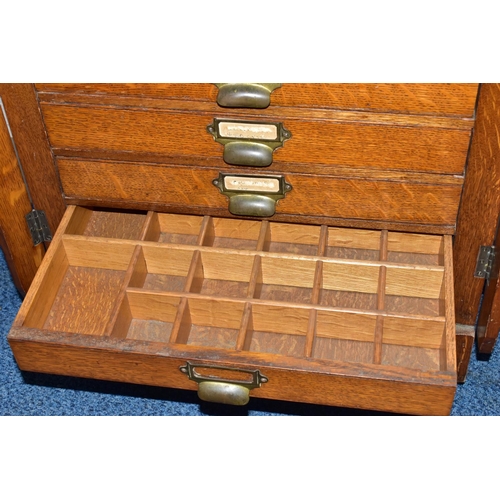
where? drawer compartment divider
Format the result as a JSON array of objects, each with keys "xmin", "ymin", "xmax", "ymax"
[
  {"xmin": 236, "ymin": 303, "xmax": 253, "ymax": 351},
  {"xmin": 373, "ymin": 230, "xmax": 388, "ymax": 364},
  {"xmin": 107, "ymin": 245, "xmax": 147, "ymax": 339}
]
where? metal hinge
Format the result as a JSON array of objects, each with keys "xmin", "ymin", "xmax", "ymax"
[
  {"xmin": 26, "ymin": 209, "xmax": 52, "ymax": 246},
  {"xmin": 474, "ymin": 245, "xmax": 496, "ymax": 279}
]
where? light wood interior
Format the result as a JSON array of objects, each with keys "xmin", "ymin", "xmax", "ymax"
[
  {"xmin": 64, "ymin": 206, "xmax": 148, "ymax": 240},
  {"xmin": 24, "ymin": 237, "xmax": 134, "ymax": 335},
  {"xmin": 263, "ymin": 222, "xmax": 322, "ymax": 255},
  {"xmin": 22, "ymin": 208, "xmax": 453, "ymax": 373}
]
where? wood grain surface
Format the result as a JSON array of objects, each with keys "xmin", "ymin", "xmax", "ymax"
[
  {"xmin": 454, "ymin": 84, "xmax": 500, "ymax": 327},
  {"xmin": 12, "ymin": 206, "xmax": 77, "ymax": 328},
  {"xmin": 0, "ymin": 85, "xmax": 66, "ymax": 238},
  {"xmin": 81, "ymin": 211, "xmax": 146, "ymax": 239},
  {"xmin": 442, "ymin": 236, "xmax": 457, "ymax": 373},
  {"xmin": 455, "ymin": 324, "xmax": 475, "ymax": 382},
  {"xmin": 8, "ymin": 204, "xmax": 457, "ymax": 417},
  {"xmin": 43, "ymin": 267, "xmax": 125, "ymax": 335},
  {"xmin": 39, "ymin": 103, "xmax": 471, "ymax": 175},
  {"xmin": 7, "ymin": 329, "xmax": 456, "ymax": 415},
  {"xmin": 0, "ymin": 103, "xmax": 45, "ymax": 294},
  {"xmin": 6, "ymin": 79, "xmax": 472, "ymax": 414},
  {"xmin": 55, "ymin": 159, "xmax": 463, "ymax": 231},
  {"xmin": 35, "ymin": 83, "xmax": 479, "ymax": 118}
]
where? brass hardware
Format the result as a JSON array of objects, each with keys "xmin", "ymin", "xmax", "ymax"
[
  {"xmin": 475, "ymin": 245, "xmax": 496, "ymax": 280},
  {"xmin": 213, "ymin": 173, "xmax": 292, "ymax": 218},
  {"xmin": 180, "ymin": 362, "xmax": 268, "ymax": 406},
  {"xmin": 224, "ymin": 142, "xmax": 273, "ymax": 167},
  {"xmin": 214, "ymin": 83, "xmax": 282, "ymax": 108},
  {"xmin": 207, "ymin": 119, "xmax": 291, "ymax": 167},
  {"xmin": 26, "ymin": 209, "xmax": 52, "ymax": 246}
]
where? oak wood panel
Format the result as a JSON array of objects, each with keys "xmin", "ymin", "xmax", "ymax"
[
  {"xmin": 313, "ymin": 338, "xmax": 374, "ymax": 364},
  {"xmin": 456, "ymin": 324, "xmax": 475, "ymax": 383},
  {"xmin": 8, "ymin": 329, "xmax": 456, "ymax": 415},
  {"xmin": 23, "ymin": 242, "xmax": 68, "ymax": 330},
  {"xmin": 130, "ymin": 269, "xmax": 444, "ymax": 318},
  {"xmin": 40, "ymin": 104, "xmax": 472, "ymax": 175},
  {"xmin": 69, "ymin": 198, "xmax": 458, "ymax": 235},
  {"xmin": 454, "ymin": 84, "xmax": 500, "ymax": 328},
  {"xmin": 0, "ymin": 105, "xmax": 45, "ymax": 294},
  {"xmin": 381, "ymin": 345, "xmax": 441, "ymax": 371},
  {"xmin": 36, "ymin": 94, "xmax": 475, "ymax": 131},
  {"xmin": 56, "ymin": 160, "xmax": 463, "ymax": 230},
  {"xmin": 62, "ymin": 238, "xmax": 136, "ymax": 270},
  {"xmin": 274, "ymin": 84, "xmax": 478, "ymax": 118},
  {"xmin": 442, "ymin": 236, "xmax": 456, "ymax": 373},
  {"xmin": 36, "ymin": 83, "xmax": 218, "ymax": 101},
  {"xmin": 51, "ymin": 150, "xmax": 466, "ymax": 183},
  {"xmin": 0, "ymin": 85, "xmax": 66, "ymax": 239},
  {"xmin": 81, "ymin": 211, "xmax": 146, "ymax": 239},
  {"xmin": 384, "ymin": 296, "xmax": 441, "ymax": 317},
  {"xmin": 35, "ymin": 83, "xmax": 479, "ymax": 118},
  {"xmin": 43, "ymin": 267, "xmax": 125, "ymax": 335},
  {"xmin": 249, "ymin": 330, "xmax": 306, "ymax": 357},
  {"xmin": 280, "ymin": 120, "xmax": 469, "ymax": 174},
  {"xmin": 104, "ymin": 245, "xmax": 146, "ymax": 338},
  {"xmin": 13, "ymin": 206, "xmax": 78, "ymax": 329}
]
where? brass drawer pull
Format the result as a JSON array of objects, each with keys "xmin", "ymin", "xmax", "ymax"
[
  {"xmin": 180, "ymin": 362, "xmax": 268, "ymax": 406},
  {"xmin": 213, "ymin": 173, "xmax": 292, "ymax": 217},
  {"xmin": 215, "ymin": 83, "xmax": 281, "ymax": 108},
  {"xmin": 224, "ymin": 141, "xmax": 273, "ymax": 168},
  {"xmin": 207, "ymin": 118, "xmax": 291, "ymax": 167}
]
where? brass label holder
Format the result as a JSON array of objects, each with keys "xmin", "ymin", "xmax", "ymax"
[
  {"xmin": 207, "ymin": 118, "xmax": 291, "ymax": 167},
  {"xmin": 213, "ymin": 173, "xmax": 292, "ymax": 218},
  {"xmin": 180, "ymin": 362, "xmax": 268, "ymax": 406}
]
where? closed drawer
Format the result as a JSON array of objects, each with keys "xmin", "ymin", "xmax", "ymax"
[
  {"xmin": 35, "ymin": 84, "xmax": 475, "ymax": 235},
  {"xmin": 40, "ymin": 103, "xmax": 471, "ymax": 175},
  {"xmin": 57, "ymin": 160, "xmax": 463, "ymax": 234},
  {"xmin": 8, "ymin": 206, "xmax": 456, "ymax": 415},
  {"xmin": 36, "ymin": 83, "xmax": 479, "ymax": 118}
]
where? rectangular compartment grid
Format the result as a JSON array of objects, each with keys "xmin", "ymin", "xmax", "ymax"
[{"xmin": 33, "ymin": 209, "xmax": 450, "ymax": 373}]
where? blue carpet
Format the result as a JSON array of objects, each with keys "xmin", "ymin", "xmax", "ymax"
[{"xmin": 1, "ymin": 248, "xmax": 499, "ymax": 416}]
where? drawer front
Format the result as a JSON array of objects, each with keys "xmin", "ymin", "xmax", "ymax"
[
  {"xmin": 57, "ymin": 159, "xmax": 462, "ymax": 233},
  {"xmin": 9, "ymin": 335, "xmax": 455, "ymax": 415},
  {"xmin": 35, "ymin": 83, "xmax": 477, "ymax": 234},
  {"xmin": 8, "ymin": 206, "xmax": 456, "ymax": 415},
  {"xmin": 36, "ymin": 83, "xmax": 479, "ymax": 118},
  {"xmin": 40, "ymin": 103, "xmax": 471, "ymax": 175}
]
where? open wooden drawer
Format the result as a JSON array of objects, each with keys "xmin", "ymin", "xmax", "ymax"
[{"xmin": 8, "ymin": 206, "xmax": 456, "ymax": 415}]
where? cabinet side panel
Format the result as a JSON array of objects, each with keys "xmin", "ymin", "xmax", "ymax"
[
  {"xmin": 0, "ymin": 85, "xmax": 65, "ymax": 233},
  {"xmin": 0, "ymin": 102, "xmax": 45, "ymax": 294},
  {"xmin": 454, "ymin": 84, "xmax": 500, "ymax": 325}
]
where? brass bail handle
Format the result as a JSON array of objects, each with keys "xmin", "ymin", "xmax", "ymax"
[
  {"xmin": 180, "ymin": 362, "xmax": 268, "ymax": 406},
  {"xmin": 215, "ymin": 83, "xmax": 282, "ymax": 108}
]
